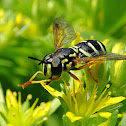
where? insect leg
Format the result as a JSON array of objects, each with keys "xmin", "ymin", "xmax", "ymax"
[
  {"xmin": 29, "ymin": 71, "xmax": 44, "ymax": 81},
  {"xmin": 68, "ymin": 71, "xmax": 83, "ymax": 85},
  {"xmin": 46, "ymin": 75, "xmax": 61, "ymax": 85},
  {"xmin": 74, "ymin": 61, "xmax": 96, "ymax": 70},
  {"xmin": 73, "ymin": 61, "xmax": 98, "ymax": 83},
  {"xmin": 30, "ymin": 75, "xmax": 61, "ymax": 85},
  {"xmin": 18, "ymin": 72, "xmax": 61, "ymax": 88},
  {"xmin": 88, "ymin": 68, "xmax": 98, "ymax": 83},
  {"xmin": 18, "ymin": 71, "xmax": 44, "ymax": 88}
]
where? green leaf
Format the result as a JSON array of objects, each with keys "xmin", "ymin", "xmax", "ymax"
[
  {"xmin": 108, "ymin": 110, "xmax": 118, "ymax": 126},
  {"xmin": 96, "ymin": 114, "xmax": 107, "ymax": 125},
  {"xmin": 60, "ymin": 83, "xmax": 66, "ymax": 94},
  {"xmin": 63, "ymin": 114, "xmax": 81, "ymax": 126},
  {"xmin": 58, "ymin": 96, "xmax": 69, "ymax": 113},
  {"xmin": 63, "ymin": 114, "xmax": 72, "ymax": 126},
  {"xmin": 119, "ymin": 116, "xmax": 126, "ymax": 126},
  {"xmin": 111, "ymin": 61, "xmax": 126, "ymax": 86},
  {"xmin": 97, "ymin": 62, "xmax": 109, "ymax": 95},
  {"xmin": 72, "ymin": 120, "xmax": 81, "ymax": 126},
  {"xmin": 49, "ymin": 98, "xmax": 61, "ymax": 116},
  {"xmin": 83, "ymin": 114, "xmax": 106, "ymax": 126},
  {"xmin": 100, "ymin": 0, "xmax": 126, "ymax": 37},
  {"xmin": 0, "ymin": 83, "xmax": 5, "ymax": 104},
  {"xmin": 99, "ymin": 103, "xmax": 123, "ymax": 113},
  {"xmin": 81, "ymin": 113, "xmax": 92, "ymax": 126},
  {"xmin": 0, "ymin": 112, "xmax": 8, "ymax": 124}
]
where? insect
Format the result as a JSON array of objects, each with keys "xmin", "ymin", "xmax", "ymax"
[{"xmin": 18, "ymin": 17, "xmax": 126, "ymax": 88}]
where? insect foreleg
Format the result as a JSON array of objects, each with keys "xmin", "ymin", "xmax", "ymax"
[
  {"xmin": 18, "ymin": 71, "xmax": 61, "ymax": 88},
  {"xmin": 46, "ymin": 75, "xmax": 61, "ymax": 85},
  {"xmin": 18, "ymin": 71, "xmax": 44, "ymax": 88},
  {"xmin": 29, "ymin": 71, "xmax": 44, "ymax": 81},
  {"xmin": 31, "ymin": 75, "xmax": 60, "ymax": 85}
]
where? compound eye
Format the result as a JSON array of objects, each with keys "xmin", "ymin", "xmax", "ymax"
[{"xmin": 52, "ymin": 56, "xmax": 60, "ymax": 67}]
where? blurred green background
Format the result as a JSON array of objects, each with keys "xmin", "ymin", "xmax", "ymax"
[{"xmin": 0, "ymin": 0, "xmax": 126, "ymax": 125}]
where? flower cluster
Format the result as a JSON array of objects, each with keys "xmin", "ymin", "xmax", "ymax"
[
  {"xmin": 39, "ymin": 37, "xmax": 126, "ymax": 124},
  {"xmin": 0, "ymin": 89, "xmax": 50, "ymax": 126},
  {"xmin": 40, "ymin": 78, "xmax": 125, "ymax": 125}
]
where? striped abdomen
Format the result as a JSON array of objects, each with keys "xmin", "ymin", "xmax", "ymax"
[{"xmin": 70, "ymin": 40, "xmax": 106, "ymax": 58}]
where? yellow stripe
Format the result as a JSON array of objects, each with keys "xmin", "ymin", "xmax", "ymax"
[
  {"xmin": 66, "ymin": 62, "xmax": 72, "ymax": 71},
  {"xmin": 62, "ymin": 59, "xmax": 68, "ymax": 64},
  {"xmin": 88, "ymin": 42, "xmax": 99, "ymax": 55},
  {"xmin": 69, "ymin": 53, "xmax": 76, "ymax": 57},
  {"xmin": 79, "ymin": 48, "xmax": 92, "ymax": 57},
  {"xmin": 43, "ymin": 63, "xmax": 45, "ymax": 72},
  {"xmin": 82, "ymin": 41, "xmax": 87, "ymax": 42},
  {"xmin": 46, "ymin": 64, "xmax": 52, "ymax": 78},
  {"xmin": 97, "ymin": 41, "xmax": 106, "ymax": 53},
  {"xmin": 69, "ymin": 46, "xmax": 78, "ymax": 53}
]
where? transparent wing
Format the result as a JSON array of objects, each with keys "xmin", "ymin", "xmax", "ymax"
[
  {"xmin": 74, "ymin": 52, "xmax": 126, "ymax": 63},
  {"xmin": 53, "ymin": 17, "xmax": 77, "ymax": 51}
]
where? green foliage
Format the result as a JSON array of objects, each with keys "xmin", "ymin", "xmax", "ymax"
[
  {"xmin": 119, "ymin": 116, "xmax": 126, "ymax": 126},
  {"xmin": 99, "ymin": 103, "xmax": 123, "ymax": 113},
  {"xmin": 62, "ymin": 111, "xmax": 119, "ymax": 126},
  {"xmin": 0, "ymin": 0, "xmax": 126, "ymax": 126},
  {"xmin": 109, "ymin": 110, "xmax": 118, "ymax": 126}
]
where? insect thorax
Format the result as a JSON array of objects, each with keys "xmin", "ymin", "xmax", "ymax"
[
  {"xmin": 43, "ymin": 49, "xmax": 76, "ymax": 78},
  {"xmin": 55, "ymin": 48, "xmax": 77, "ymax": 72}
]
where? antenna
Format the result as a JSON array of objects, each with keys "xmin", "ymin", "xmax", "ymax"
[{"xmin": 28, "ymin": 56, "xmax": 43, "ymax": 65}]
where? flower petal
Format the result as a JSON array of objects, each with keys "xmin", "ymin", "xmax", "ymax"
[
  {"xmin": 102, "ymin": 39, "xmax": 109, "ymax": 45},
  {"xmin": 71, "ymin": 31, "xmax": 83, "ymax": 46},
  {"xmin": 40, "ymin": 82, "xmax": 64, "ymax": 98},
  {"xmin": 91, "ymin": 112, "xmax": 122, "ymax": 119},
  {"xmin": 6, "ymin": 89, "xmax": 18, "ymax": 109},
  {"xmin": 33, "ymin": 101, "xmax": 50, "ymax": 118},
  {"xmin": 66, "ymin": 111, "xmax": 82, "ymax": 123},
  {"xmin": 103, "ymin": 96, "xmax": 126, "ymax": 108},
  {"xmin": 112, "ymin": 42, "xmax": 123, "ymax": 54}
]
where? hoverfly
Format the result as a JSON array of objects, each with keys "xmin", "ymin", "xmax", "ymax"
[{"xmin": 18, "ymin": 17, "xmax": 126, "ymax": 88}]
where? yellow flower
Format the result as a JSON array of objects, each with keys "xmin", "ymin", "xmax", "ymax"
[
  {"xmin": 0, "ymin": 9, "xmax": 4, "ymax": 18},
  {"xmin": 0, "ymin": 10, "xmax": 40, "ymax": 40},
  {"xmin": 0, "ymin": 89, "xmax": 50, "ymax": 126},
  {"xmin": 15, "ymin": 13, "xmax": 40, "ymax": 38},
  {"xmin": 109, "ymin": 42, "xmax": 126, "ymax": 96},
  {"xmin": 40, "ymin": 80, "xmax": 125, "ymax": 123}
]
